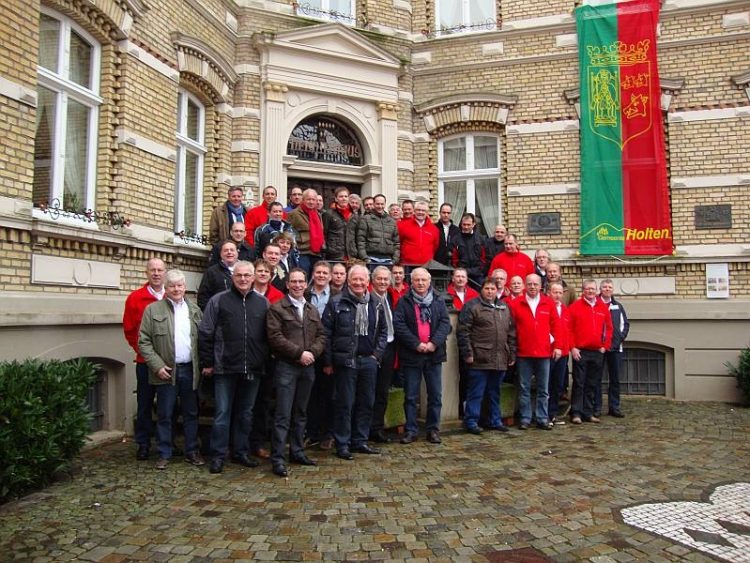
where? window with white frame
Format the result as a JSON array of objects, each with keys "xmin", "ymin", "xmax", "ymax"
[
  {"xmin": 437, "ymin": 134, "xmax": 501, "ymax": 237},
  {"xmin": 295, "ymin": 0, "xmax": 356, "ymax": 26},
  {"xmin": 34, "ymin": 8, "xmax": 101, "ymax": 212},
  {"xmin": 436, "ymin": 0, "xmax": 496, "ymax": 35},
  {"xmin": 175, "ymin": 89, "xmax": 206, "ymax": 236}
]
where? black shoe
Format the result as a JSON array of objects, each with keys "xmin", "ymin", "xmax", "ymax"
[
  {"xmin": 426, "ymin": 430, "xmax": 441, "ymax": 444},
  {"xmin": 209, "ymin": 458, "xmax": 224, "ymax": 474},
  {"xmin": 400, "ymin": 432, "xmax": 418, "ymax": 444},
  {"xmin": 609, "ymin": 409, "xmax": 625, "ymax": 418},
  {"xmin": 272, "ymin": 463, "xmax": 288, "ymax": 477},
  {"xmin": 336, "ymin": 449, "xmax": 354, "ymax": 460},
  {"xmin": 593, "ymin": 412, "xmax": 602, "ymax": 418},
  {"xmin": 536, "ymin": 422, "xmax": 553, "ymax": 431},
  {"xmin": 486, "ymin": 425, "xmax": 510, "ymax": 433},
  {"xmin": 232, "ymin": 454, "xmax": 260, "ymax": 468},
  {"xmin": 290, "ymin": 454, "xmax": 317, "ymax": 466},
  {"xmin": 136, "ymin": 445, "xmax": 149, "ymax": 461},
  {"xmin": 352, "ymin": 444, "xmax": 380, "ymax": 455},
  {"xmin": 465, "ymin": 426, "xmax": 482, "ymax": 435},
  {"xmin": 519, "ymin": 423, "xmax": 529, "ymax": 430},
  {"xmin": 370, "ymin": 430, "xmax": 391, "ymax": 443}
]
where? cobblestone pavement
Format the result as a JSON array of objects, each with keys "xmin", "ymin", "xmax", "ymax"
[{"xmin": 1, "ymin": 399, "xmax": 749, "ymax": 562}]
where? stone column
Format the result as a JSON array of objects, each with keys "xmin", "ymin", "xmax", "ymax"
[
  {"xmin": 378, "ymin": 102, "xmax": 399, "ymax": 204},
  {"xmin": 260, "ymin": 82, "xmax": 289, "ymax": 198}
]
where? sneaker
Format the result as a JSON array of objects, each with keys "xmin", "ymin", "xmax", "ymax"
[
  {"xmin": 551, "ymin": 417, "xmax": 565, "ymax": 426},
  {"xmin": 571, "ymin": 416, "xmax": 582, "ymax": 424},
  {"xmin": 584, "ymin": 416, "xmax": 601, "ymax": 423},
  {"xmin": 184, "ymin": 452, "xmax": 205, "ymax": 467},
  {"xmin": 155, "ymin": 458, "xmax": 168, "ymax": 470}
]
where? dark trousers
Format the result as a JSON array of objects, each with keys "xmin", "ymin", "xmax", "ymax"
[
  {"xmin": 155, "ymin": 364, "xmax": 199, "ymax": 459},
  {"xmin": 370, "ymin": 342, "xmax": 396, "ymax": 435},
  {"xmin": 249, "ymin": 361, "xmax": 275, "ymax": 452},
  {"xmin": 548, "ymin": 355, "xmax": 569, "ymax": 419},
  {"xmin": 135, "ymin": 362, "xmax": 156, "ymax": 447},
  {"xmin": 210, "ymin": 373, "xmax": 260, "ymax": 459},
  {"xmin": 571, "ymin": 349, "xmax": 604, "ymax": 419},
  {"xmin": 271, "ymin": 361, "xmax": 315, "ymax": 464},
  {"xmin": 595, "ymin": 350, "xmax": 624, "ymax": 413},
  {"xmin": 306, "ymin": 362, "xmax": 335, "ymax": 442},
  {"xmin": 333, "ymin": 356, "xmax": 378, "ymax": 451}
]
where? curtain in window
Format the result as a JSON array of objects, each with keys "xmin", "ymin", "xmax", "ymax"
[
  {"xmin": 470, "ymin": 0, "xmax": 495, "ymax": 25},
  {"xmin": 64, "ymin": 99, "xmax": 89, "ymax": 211},
  {"xmin": 69, "ymin": 31, "xmax": 92, "ymax": 89},
  {"xmin": 474, "ymin": 135, "xmax": 498, "ymax": 169},
  {"xmin": 438, "ymin": 1, "xmax": 462, "ymax": 29},
  {"xmin": 443, "ymin": 137, "xmax": 466, "ymax": 171},
  {"xmin": 38, "ymin": 15, "xmax": 60, "ymax": 73},
  {"xmin": 474, "ymin": 178, "xmax": 499, "ymax": 237},
  {"xmin": 443, "ymin": 180, "xmax": 467, "ymax": 224},
  {"xmin": 33, "ymin": 87, "xmax": 57, "ymax": 206},
  {"xmin": 184, "ymin": 151, "xmax": 199, "ymax": 232}
]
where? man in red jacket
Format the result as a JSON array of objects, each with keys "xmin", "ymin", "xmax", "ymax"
[
  {"xmin": 397, "ymin": 200, "xmax": 439, "ymax": 267},
  {"xmin": 509, "ymin": 274, "xmax": 562, "ymax": 430},
  {"xmin": 244, "ymin": 185, "xmax": 285, "ymax": 247},
  {"xmin": 487, "ymin": 234, "xmax": 535, "ymax": 288},
  {"xmin": 567, "ymin": 279, "xmax": 613, "ymax": 424},
  {"xmin": 122, "ymin": 258, "xmax": 166, "ymax": 460}
]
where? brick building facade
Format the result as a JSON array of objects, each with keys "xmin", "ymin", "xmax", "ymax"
[{"xmin": 0, "ymin": 0, "xmax": 748, "ymax": 432}]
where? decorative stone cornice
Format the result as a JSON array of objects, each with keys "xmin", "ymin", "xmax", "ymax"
[
  {"xmin": 378, "ymin": 102, "xmax": 399, "ymax": 120},
  {"xmin": 414, "ymin": 94, "xmax": 517, "ymax": 134},
  {"xmin": 171, "ymin": 32, "xmax": 238, "ymax": 102},
  {"xmin": 46, "ymin": 0, "xmax": 150, "ymax": 40},
  {"xmin": 263, "ymin": 81, "xmax": 288, "ymax": 102}
]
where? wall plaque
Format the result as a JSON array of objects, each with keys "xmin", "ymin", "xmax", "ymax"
[
  {"xmin": 528, "ymin": 212, "xmax": 561, "ymax": 235},
  {"xmin": 695, "ymin": 205, "xmax": 731, "ymax": 230}
]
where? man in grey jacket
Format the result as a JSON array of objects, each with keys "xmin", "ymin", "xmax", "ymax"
[
  {"xmin": 138, "ymin": 269, "xmax": 204, "ymax": 470},
  {"xmin": 356, "ymin": 194, "xmax": 400, "ymax": 266}
]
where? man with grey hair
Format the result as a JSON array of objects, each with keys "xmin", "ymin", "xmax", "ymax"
[
  {"xmin": 393, "ymin": 267, "xmax": 452, "ymax": 444},
  {"xmin": 199, "ymin": 260, "xmax": 270, "ymax": 473},
  {"xmin": 288, "ymin": 188, "xmax": 324, "ymax": 276},
  {"xmin": 368, "ymin": 265, "xmax": 397, "ymax": 443},
  {"xmin": 322, "ymin": 264, "xmax": 387, "ymax": 460},
  {"xmin": 138, "ymin": 269, "xmax": 204, "ymax": 469}
]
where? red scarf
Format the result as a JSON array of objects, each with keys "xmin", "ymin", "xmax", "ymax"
[
  {"xmin": 302, "ymin": 205, "xmax": 324, "ymax": 254},
  {"xmin": 338, "ymin": 205, "xmax": 352, "ymax": 222}
]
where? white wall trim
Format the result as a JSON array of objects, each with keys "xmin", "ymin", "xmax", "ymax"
[
  {"xmin": 502, "ymin": 13, "xmax": 573, "ymax": 31},
  {"xmin": 556, "ymin": 33, "xmax": 578, "ymax": 48},
  {"xmin": 118, "ymin": 40, "xmax": 179, "ymax": 82},
  {"xmin": 398, "ymin": 90, "xmax": 413, "ymax": 102},
  {"xmin": 668, "ymin": 106, "xmax": 750, "ymax": 122},
  {"xmin": 482, "ymin": 42, "xmax": 505, "ymax": 56},
  {"xmin": 231, "ymin": 140, "xmax": 261, "ymax": 153},
  {"xmin": 393, "ymin": 0, "xmax": 412, "ymax": 12},
  {"xmin": 0, "ymin": 76, "xmax": 37, "ymax": 107},
  {"xmin": 664, "ymin": 0, "xmax": 748, "ymax": 9},
  {"xmin": 507, "ymin": 183, "xmax": 580, "ymax": 197},
  {"xmin": 397, "ymin": 160, "xmax": 414, "ymax": 172},
  {"xmin": 398, "ymin": 130, "xmax": 430, "ymax": 142},
  {"xmin": 231, "ymin": 106, "xmax": 261, "ymax": 119},
  {"xmin": 507, "ymin": 120, "xmax": 580, "ymax": 134},
  {"xmin": 115, "ymin": 128, "xmax": 176, "ymax": 161},
  {"xmin": 230, "ymin": 175, "xmax": 259, "ymax": 187},
  {"xmin": 672, "ymin": 174, "xmax": 750, "ymax": 189},
  {"xmin": 412, "ymin": 52, "xmax": 432, "ymax": 64},
  {"xmin": 675, "ymin": 243, "xmax": 750, "ymax": 257},
  {"xmin": 31, "ymin": 255, "xmax": 121, "ymax": 288},
  {"xmin": 234, "ymin": 63, "xmax": 260, "ymax": 75}
]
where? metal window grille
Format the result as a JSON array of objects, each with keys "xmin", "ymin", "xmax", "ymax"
[
  {"xmin": 602, "ymin": 348, "xmax": 666, "ymax": 395},
  {"xmin": 86, "ymin": 369, "xmax": 105, "ymax": 431}
]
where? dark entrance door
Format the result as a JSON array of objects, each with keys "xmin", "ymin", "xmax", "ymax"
[{"xmin": 287, "ymin": 180, "xmax": 361, "ymax": 210}]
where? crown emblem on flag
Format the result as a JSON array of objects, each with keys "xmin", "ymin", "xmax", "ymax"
[{"xmin": 587, "ymin": 40, "xmax": 650, "ymax": 66}]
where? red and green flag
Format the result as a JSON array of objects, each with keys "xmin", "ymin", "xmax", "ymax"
[{"xmin": 576, "ymin": 0, "xmax": 672, "ymax": 255}]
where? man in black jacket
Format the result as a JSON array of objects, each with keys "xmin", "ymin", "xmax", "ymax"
[
  {"xmin": 199, "ymin": 261, "xmax": 270, "ymax": 474},
  {"xmin": 198, "ymin": 240, "xmax": 237, "ymax": 310},
  {"xmin": 322, "ymin": 265, "xmax": 387, "ymax": 460},
  {"xmin": 597, "ymin": 279, "xmax": 630, "ymax": 418},
  {"xmin": 451, "ymin": 213, "xmax": 486, "ymax": 290},
  {"xmin": 434, "ymin": 203, "xmax": 460, "ymax": 266},
  {"xmin": 393, "ymin": 268, "xmax": 452, "ymax": 445}
]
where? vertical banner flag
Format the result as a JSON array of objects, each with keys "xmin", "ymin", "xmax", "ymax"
[{"xmin": 576, "ymin": 0, "xmax": 672, "ymax": 255}]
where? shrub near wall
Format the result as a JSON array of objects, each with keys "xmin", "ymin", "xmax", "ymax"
[{"xmin": 0, "ymin": 358, "xmax": 97, "ymax": 502}]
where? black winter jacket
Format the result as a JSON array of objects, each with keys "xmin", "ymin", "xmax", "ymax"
[
  {"xmin": 197, "ymin": 262, "xmax": 233, "ymax": 310},
  {"xmin": 198, "ymin": 286, "xmax": 270, "ymax": 377},
  {"xmin": 322, "ymin": 290, "xmax": 387, "ymax": 368},
  {"xmin": 393, "ymin": 290, "xmax": 452, "ymax": 366}
]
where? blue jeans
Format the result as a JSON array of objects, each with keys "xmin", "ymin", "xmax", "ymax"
[
  {"xmin": 596, "ymin": 350, "xmax": 624, "ymax": 413},
  {"xmin": 403, "ymin": 360, "xmax": 442, "ymax": 434},
  {"xmin": 271, "ymin": 361, "xmax": 315, "ymax": 464},
  {"xmin": 548, "ymin": 355, "xmax": 569, "ymax": 419},
  {"xmin": 464, "ymin": 369, "xmax": 505, "ymax": 429},
  {"xmin": 135, "ymin": 362, "xmax": 156, "ymax": 447},
  {"xmin": 155, "ymin": 364, "xmax": 199, "ymax": 459},
  {"xmin": 333, "ymin": 356, "xmax": 378, "ymax": 450},
  {"xmin": 517, "ymin": 357, "xmax": 550, "ymax": 425},
  {"xmin": 210, "ymin": 373, "xmax": 260, "ymax": 459}
]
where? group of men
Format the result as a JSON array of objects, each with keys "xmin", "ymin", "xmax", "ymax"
[{"xmin": 123, "ymin": 185, "xmax": 630, "ymax": 476}]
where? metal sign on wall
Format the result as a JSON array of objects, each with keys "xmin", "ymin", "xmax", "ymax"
[{"xmin": 287, "ymin": 115, "xmax": 364, "ymax": 166}]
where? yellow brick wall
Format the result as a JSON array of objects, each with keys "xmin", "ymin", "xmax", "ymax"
[
  {"xmin": 502, "ymin": 0, "xmax": 572, "ymax": 22},
  {"xmin": 505, "ymin": 130, "xmax": 579, "ymax": 186}
]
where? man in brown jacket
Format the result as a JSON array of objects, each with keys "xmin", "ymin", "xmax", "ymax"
[{"xmin": 266, "ymin": 267, "xmax": 326, "ymax": 477}]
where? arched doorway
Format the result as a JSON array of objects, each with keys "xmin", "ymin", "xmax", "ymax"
[{"xmin": 285, "ymin": 114, "xmax": 370, "ymax": 206}]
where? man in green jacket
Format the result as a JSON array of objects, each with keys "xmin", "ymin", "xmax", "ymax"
[{"xmin": 139, "ymin": 269, "xmax": 204, "ymax": 470}]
